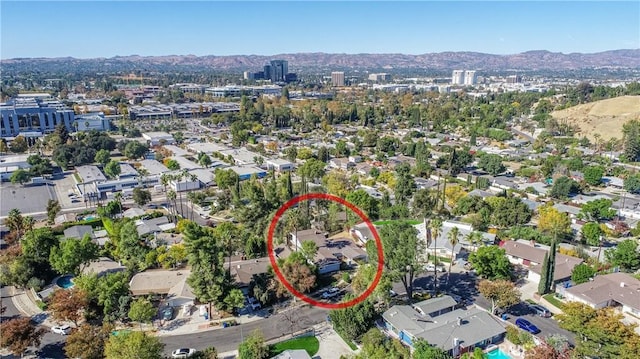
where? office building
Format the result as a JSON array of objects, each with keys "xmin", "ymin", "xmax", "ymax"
[
  {"xmin": 368, "ymin": 73, "xmax": 391, "ymax": 82},
  {"xmin": 331, "ymin": 72, "xmax": 345, "ymax": 87},
  {"xmin": 452, "ymin": 70, "xmax": 465, "ymax": 85},
  {"xmin": 506, "ymin": 75, "xmax": 522, "ymax": 84},
  {"xmin": 243, "ymin": 71, "xmax": 255, "ymax": 80},
  {"xmin": 269, "ymin": 60, "xmax": 288, "ymax": 83},
  {"xmin": 1, "ymin": 96, "xmax": 75, "ymax": 138},
  {"xmin": 75, "ymin": 113, "xmax": 111, "ymax": 132},
  {"xmin": 464, "ymin": 70, "xmax": 477, "ymax": 85}
]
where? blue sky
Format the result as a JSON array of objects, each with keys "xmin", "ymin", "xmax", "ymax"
[{"xmin": 1, "ymin": 1, "xmax": 638, "ymax": 59}]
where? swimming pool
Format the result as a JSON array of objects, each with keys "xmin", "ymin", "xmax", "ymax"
[
  {"xmin": 485, "ymin": 348, "xmax": 511, "ymax": 359},
  {"xmin": 56, "ymin": 275, "xmax": 75, "ymax": 289},
  {"xmin": 485, "ymin": 348, "xmax": 512, "ymax": 359}
]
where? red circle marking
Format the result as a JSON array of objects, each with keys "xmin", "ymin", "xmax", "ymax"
[{"xmin": 267, "ymin": 193, "xmax": 384, "ymax": 309}]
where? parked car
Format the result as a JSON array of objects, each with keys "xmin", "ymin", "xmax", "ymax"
[
  {"xmin": 426, "ymin": 264, "xmax": 445, "ymax": 272},
  {"xmin": 162, "ymin": 306, "xmax": 175, "ymax": 321},
  {"xmin": 52, "ymin": 325, "xmax": 71, "ymax": 335},
  {"xmin": 515, "ymin": 318, "xmax": 541, "ymax": 334},
  {"xmin": 171, "ymin": 348, "xmax": 196, "ymax": 358},
  {"xmin": 322, "ymin": 287, "xmax": 340, "ymax": 299},
  {"xmin": 247, "ymin": 297, "xmax": 262, "ymax": 310},
  {"xmin": 529, "ymin": 304, "xmax": 552, "ymax": 318}
]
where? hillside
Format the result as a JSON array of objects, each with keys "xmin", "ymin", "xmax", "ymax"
[{"xmin": 551, "ymin": 96, "xmax": 640, "ymax": 141}]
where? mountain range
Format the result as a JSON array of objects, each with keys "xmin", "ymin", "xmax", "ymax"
[{"xmin": 2, "ymin": 49, "xmax": 639, "ymax": 72}]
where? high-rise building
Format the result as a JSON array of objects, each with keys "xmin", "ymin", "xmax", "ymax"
[
  {"xmin": 368, "ymin": 73, "xmax": 391, "ymax": 82},
  {"xmin": 464, "ymin": 71, "xmax": 477, "ymax": 85},
  {"xmin": 263, "ymin": 64, "xmax": 272, "ymax": 82},
  {"xmin": 506, "ymin": 75, "xmax": 522, "ymax": 84},
  {"xmin": 331, "ymin": 72, "xmax": 345, "ymax": 87},
  {"xmin": 269, "ymin": 60, "xmax": 288, "ymax": 83},
  {"xmin": 243, "ymin": 71, "xmax": 254, "ymax": 80},
  {"xmin": 452, "ymin": 70, "xmax": 465, "ymax": 85}
]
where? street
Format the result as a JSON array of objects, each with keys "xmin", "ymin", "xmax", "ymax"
[{"xmin": 159, "ymin": 305, "xmax": 329, "ymax": 356}]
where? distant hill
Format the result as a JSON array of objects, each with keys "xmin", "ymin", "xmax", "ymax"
[
  {"xmin": 2, "ymin": 49, "xmax": 640, "ymax": 72},
  {"xmin": 551, "ymin": 96, "xmax": 640, "ymax": 141}
]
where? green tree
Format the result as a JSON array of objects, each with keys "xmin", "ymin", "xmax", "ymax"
[
  {"xmin": 605, "ymin": 239, "xmax": 640, "ymax": 271},
  {"xmin": 128, "ymin": 297, "xmax": 157, "ymax": 326},
  {"xmin": 346, "ymin": 189, "xmax": 380, "ymax": 220},
  {"xmin": 468, "ymin": 245, "xmax": 512, "ymax": 280},
  {"xmin": 10, "ymin": 168, "xmax": 31, "ymax": 185},
  {"xmin": 27, "ymin": 154, "xmax": 52, "ymax": 176},
  {"xmin": 622, "ymin": 118, "xmax": 640, "ymax": 162},
  {"xmin": 623, "ymin": 173, "xmax": 640, "ymax": 194},
  {"xmin": 478, "ymin": 153, "xmax": 506, "ymax": 176},
  {"xmin": 284, "ymin": 146, "xmax": 298, "ymax": 162},
  {"xmin": 165, "ymin": 159, "xmax": 180, "ymax": 170},
  {"xmin": 571, "ymin": 263, "xmax": 595, "ymax": 284},
  {"xmin": 446, "ymin": 226, "xmax": 460, "ymax": 282},
  {"xmin": 538, "ymin": 252, "xmax": 551, "ymax": 295},
  {"xmin": 579, "ymin": 199, "xmax": 616, "ymax": 222},
  {"xmin": 49, "ymin": 234, "xmax": 99, "ymax": 275},
  {"xmin": 104, "ymin": 160, "xmax": 121, "ymax": 179},
  {"xmin": 123, "ymin": 141, "xmax": 149, "ymax": 160},
  {"xmin": 238, "ymin": 330, "xmax": 269, "ymax": 359},
  {"xmin": 394, "ymin": 162, "xmax": 415, "ymax": 205},
  {"xmin": 297, "ymin": 158, "xmax": 326, "ymax": 181},
  {"xmin": 46, "ymin": 199, "xmax": 61, "ymax": 225},
  {"xmin": 359, "ymin": 328, "xmax": 410, "ymax": 359},
  {"xmin": 490, "ymin": 196, "xmax": 532, "ymax": 228},
  {"xmin": 581, "ymin": 222, "xmax": 603, "ymax": 246},
  {"xmin": 549, "ymin": 176, "xmax": 579, "ymax": 199},
  {"xmin": 94, "ymin": 148, "xmax": 111, "ymax": 165},
  {"xmin": 478, "ymin": 279, "xmax": 521, "ymax": 315},
  {"xmin": 583, "ymin": 165, "xmax": 604, "ymax": 186},
  {"xmin": 301, "ymin": 240, "xmax": 318, "ymax": 262},
  {"xmin": 104, "ymin": 330, "xmax": 164, "ymax": 359},
  {"xmin": 132, "ymin": 188, "xmax": 151, "ymax": 206},
  {"xmin": 198, "ymin": 152, "xmax": 212, "ymax": 168},
  {"xmin": 412, "ymin": 339, "xmax": 453, "ymax": 359},
  {"xmin": 9, "ymin": 135, "xmax": 28, "ymax": 153},
  {"xmin": 329, "ymin": 297, "xmax": 377, "ymax": 342}
]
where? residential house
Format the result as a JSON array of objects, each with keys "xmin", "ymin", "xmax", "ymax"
[
  {"xmin": 553, "ymin": 203, "xmax": 582, "ymax": 219},
  {"xmin": 227, "ymin": 257, "xmax": 272, "ymax": 295},
  {"xmin": 135, "ymin": 216, "xmax": 176, "ymax": 236},
  {"xmin": 129, "ymin": 269, "xmax": 195, "ymax": 310},
  {"xmin": 501, "ymin": 240, "xmax": 583, "ymax": 285},
  {"xmin": 63, "ymin": 225, "xmax": 94, "ymax": 240},
  {"xmin": 81, "ymin": 257, "xmax": 126, "ymax": 277},
  {"xmin": 418, "ymin": 220, "xmax": 496, "ymax": 262},
  {"xmin": 382, "ymin": 295, "xmax": 506, "ymax": 356},
  {"xmin": 561, "ymin": 273, "xmax": 640, "ymax": 316},
  {"xmin": 291, "ymin": 229, "xmax": 367, "ymax": 274},
  {"xmin": 355, "ymin": 163, "xmax": 373, "ymax": 176},
  {"xmin": 271, "ymin": 349, "xmax": 312, "ymax": 359},
  {"xmin": 329, "ymin": 158, "xmax": 353, "ymax": 171}
]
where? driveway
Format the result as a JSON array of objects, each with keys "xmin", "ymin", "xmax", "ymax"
[{"xmin": 313, "ymin": 323, "xmax": 356, "ymax": 359}]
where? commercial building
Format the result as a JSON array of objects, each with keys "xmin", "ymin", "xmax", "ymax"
[
  {"xmin": 269, "ymin": 60, "xmax": 289, "ymax": 83},
  {"xmin": 368, "ymin": 73, "xmax": 391, "ymax": 82},
  {"xmin": 464, "ymin": 71, "xmax": 477, "ymax": 85},
  {"xmin": 1, "ymin": 97, "xmax": 75, "ymax": 138},
  {"xmin": 452, "ymin": 70, "xmax": 465, "ymax": 85},
  {"xmin": 74, "ymin": 113, "xmax": 111, "ymax": 132},
  {"xmin": 265, "ymin": 158, "xmax": 294, "ymax": 172},
  {"xmin": 142, "ymin": 132, "xmax": 176, "ymax": 146},
  {"xmin": 0, "ymin": 154, "xmax": 31, "ymax": 181},
  {"xmin": 331, "ymin": 72, "xmax": 345, "ymax": 87}
]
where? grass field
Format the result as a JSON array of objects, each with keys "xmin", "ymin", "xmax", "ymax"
[
  {"xmin": 269, "ymin": 336, "xmax": 320, "ymax": 357},
  {"xmin": 543, "ymin": 294, "xmax": 566, "ymax": 310}
]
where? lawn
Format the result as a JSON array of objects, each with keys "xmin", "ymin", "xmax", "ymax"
[
  {"xmin": 269, "ymin": 336, "xmax": 320, "ymax": 356},
  {"xmin": 543, "ymin": 293, "xmax": 566, "ymax": 310},
  {"xmin": 373, "ymin": 219, "xmax": 422, "ymax": 226}
]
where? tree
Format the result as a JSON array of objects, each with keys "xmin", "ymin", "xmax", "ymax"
[
  {"xmin": 525, "ymin": 339, "xmax": 574, "ymax": 359},
  {"xmin": 428, "ymin": 219, "xmax": 443, "ymax": 292},
  {"xmin": 164, "ymin": 158, "xmax": 180, "ymax": 170},
  {"xmin": 538, "ymin": 252, "xmax": 551, "ymax": 295},
  {"xmin": 622, "ymin": 118, "xmax": 640, "ymax": 162},
  {"xmin": 48, "ymin": 288, "xmax": 88, "ymax": 327},
  {"xmin": 301, "ymin": 240, "xmax": 318, "ymax": 262},
  {"xmin": 394, "ymin": 162, "xmax": 415, "ymax": 205},
  {"xmin": 128, "ymin": 297, "xmax": 157, "ymax": 326},
  {"xmin": 49, "ymin": 234, "xmax": 99, "ymax": 275},
  {"xmin": 27, "ymin": 154, "xmax": 52, "ymax": 176},
  {"xmin": 323, "ymin": 170, "xmax": 351, "ymax": 198},
  {"xmin": 490, "ymin": 196, "xmax": 532, "ymax": 228},
  {"xmin": 0, "ymin": 317, "xmax": 45, "ymax": 356},
  {"xmin": 581, "ymin": 222, "xmax": 603, "ymax": 246},
  {"xmin": 579, "ymin": 199, "xmax": 616, "ymax": 222},
  {"xmin": 468, "ymin": 245, "xmax": 512, "ymax": 280},
  {"xmin": 537, "ymin": 203, "xmax": 572, "ymax": 243},
  {"xmin": 478, "ymin": 153, "xmax": 506, "ymax": 176},
  {"xmin": 46, "ymin": 199, "xmax": 61, "ymax": 225},
  {"xmin": 237, "ymin": 330, "xmax": 269, "ymax": 359},
  {"xmin": 549, "ymin": 176, "xmax": 579, "ymax": 199},
  {"xmin": 413, "ymin": 339, "xmax": 453, "ymax": 359},
  {"xmin": 10, "ymin": 168, "xmax": 31, "ymax": 185},
  {"xmin": 123, "ymin": 141, "xmax": 149, "ymax": 160},
  {"xmin": 623, "ymin": 173, "xmax": 640, "ymax": 194},
  {"xmin": 583, "ymin": 165, "xmax": 604, "ymax": 186},
  {"xmin": 198, "ymin": 152, "xmax": 212, "ymax": 168},
  {"xmin": 9, "ymin": 135, "xmax": 28, "ymax": 153},
  {"xmin": 329, "ymin": 297, "xmax": 377, "ymax": 342},
  {"xmin": 359, "ymin": 328, "xmax": 410, "ymax": 359},
  {"xmin": 284, "ymin": 146, "xmax": 298, "ymax": 162},
  {"xmin": 447, "ymin": 226, "xmax": 460, "ymax": 282},
  {"xmin": 104, "ymin": 330, "xmax": 164, "ymax": 359},
  {"xmin": 605, "ymin": 239, "xmax": 640, "ymax": 271},
  {"xmin": 104, "ymin": 160, "xmax": 121, "ymax": 179},
  {"xmin": 94, "ymin": 148, "xmax": 111, "ymax": 165},
  {"xmin": 281, "ymin": 260, "xmax": 316, "ymax": 294},
  {"xmin": 222, "ymin": 288, "xmax": 246, "ymax": 314},
  {"xmin": 478, "ymin": 279, "xmax": 520, "ymax": 315},
  {"xmin": 297, "ymin": 158, "xmax": 326, "ymax": 181},
  {"xmin": 65, "ymin": 323, "xmax": 112, "ymax": 359},
  {"xmin": 132, "ymin": 188, "xmax": 151, "ymax": 207},
  {"xmin": 374, "ymin": 222, "xmax": 423, "ymax": 299},
  {"xmin": 571, "ymin": 263, "xmax": 595, "ymax": 284},
  {"xmin": 346, "ymin": 189, "xmax": 380, "ymax": 220}
]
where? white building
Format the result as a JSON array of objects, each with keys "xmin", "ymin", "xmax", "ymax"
[
  {"xmin": 331, "ymin": 72, "xmax": 345, "ymax": 87},
  {"xmin": 74, "ymin": 113, "xmax": 111, "ymax": 132},
  {"xmin": 464, "ymin": 70, "xmax": 477, "ymax": 85},
  {"xmin": 265, "ymin": 158, "xmax": 294, "ymax": 172},
  {"xmin": 452, "ymin": 70, "xmax": 465, "ymax": 85},
  {"xmin": 0, "ymin": 154, "xmax": 31, "ymax": 181},
  {"xmin": 142, "ymin": 132, "xmax": 175, "ymax": 146}
]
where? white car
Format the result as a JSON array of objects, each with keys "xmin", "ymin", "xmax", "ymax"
[
  {"xmin": 172, "ymin": 348, "xmax": 196, "ymax": 358},
  {"xmin": 322, "ymin": 287, "xmax": 340, "ymax": 299},
  {"xmin": 425, "ymin": 264, "xmax": 445, "ymax": 273},
  {"xmin": 51, "ymin": 325, "xmax": 71, "ymax": 335}
]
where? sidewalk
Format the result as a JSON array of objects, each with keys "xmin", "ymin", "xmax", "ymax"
[{"xmin": 155, "ymin": 306, "xmax": 275, "ymax": 337}]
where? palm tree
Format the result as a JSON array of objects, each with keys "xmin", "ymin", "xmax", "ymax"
[
  {"xmin": 167, "ymin": 190, "xmax": 177, "ymax": 223},
  {"xmin": 138, "ymin": 168, "xmax": 149, "ymax": 189},
  {"xmin": 429, "ymin": 218, "xmax": 443, "ymax": 293},
  {"xmin": 4, "ymin": 209, "xmax": 25, "ymax": 238},
  {"xmin": 466, "ymin": 231, "xmax": 484, "ymax": 252},
  {"xmin": 447, "ymin": 226, "xmax": 460, "ymax": 284},
  {"xmin": 114, "ymin": 191, "xmax": 124, "ymax": 218}
]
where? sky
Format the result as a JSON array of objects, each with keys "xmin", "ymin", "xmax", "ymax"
[{"xmin": 1, "ymin": 1, "xmax": 639, "ymax": 59}]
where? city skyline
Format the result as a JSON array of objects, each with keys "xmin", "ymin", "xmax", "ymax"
[{"xmin": 1, "ymin": 1, "xmax": 639, "ymax": 59}]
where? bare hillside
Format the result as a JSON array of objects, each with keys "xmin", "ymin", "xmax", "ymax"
[{"xmin": 551, "ymin": 96, "xmax": 640, "ymax": 140}]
